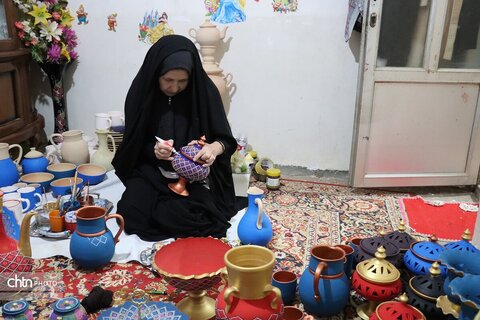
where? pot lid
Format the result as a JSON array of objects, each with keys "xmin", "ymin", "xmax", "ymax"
[
  {"xmin": 410, "ymin": 235, "xmax": 445, "ymax": 262},
  {"xmin": 53, "ymin": 297, "xmax": 80, "ymax": 313},
  {"xmin": 179, "ymin": 136, "xmax": 205, "ymax": 160},
  {"xmin": 2, "ymin": 300, "xmax": 29, "ymax": 316},
  {"xmin": 444, "ymin": 229, "xmax": 480, "ymax": 253},
  {"xmin": 409, "ymin": 262, "xmax": 445, "ymax": 300},
  {"xmin": 375, "ymin": 293, "xmax": 426, "ymax": 320},
  {"xmin": 385, "ymin": 220, "xmax": 416, "ymax": 251},
  {"xmin": 356, "ymin": 246, "xmax": 400, "ymax": 284},
  {"xmin": 24, "ymin": 147, "xmax": 44, "ymax": 158},
  {"xmin": 360, "ymin": 230, "xmax": 400, "ymax": 256}
]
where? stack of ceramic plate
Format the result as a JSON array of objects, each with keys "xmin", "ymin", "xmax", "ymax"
[{"xmin": 108, "ymin": 130, "xmax": 124, "ymax": 152}]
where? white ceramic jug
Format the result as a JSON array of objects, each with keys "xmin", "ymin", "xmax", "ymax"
[{"xmin": 50, "ymin": 130, "xmax": 89, "ymax": 165}]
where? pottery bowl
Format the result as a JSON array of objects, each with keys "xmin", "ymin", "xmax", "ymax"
[
  {"xmin": 76, "ymin": 164, "xmax": 106, "ymax": 185},
  {"xmin": 47, "ymin": 163, "xmax": 77, "ymax": 180},
  {"xmin": 20, "ymin": 172, "xmax": 55, "ymax": 192},
  {"xmin": 50, "ymin": 177, "xmax": 84, "ymax": 198}
]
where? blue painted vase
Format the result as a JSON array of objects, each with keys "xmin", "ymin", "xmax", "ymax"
[
  {"xmin": 69, "ymin": 206, "xmax": 124, "ymax": 269},
  {"xmin": 0, "ymin": 143, "xmax": 22, "ymax": 188},
  {"xmin": 237, "ymin": 186, "xmax": 272, "ymax": 246},
  {"xmin": 298, "ymin": 245, "xmax": 350, "ymax": 317}
]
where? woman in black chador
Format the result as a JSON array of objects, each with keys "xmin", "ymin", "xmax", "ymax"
[{"xmin": 112, "ymin": 35, "xmax": 237, "ymax": 241}]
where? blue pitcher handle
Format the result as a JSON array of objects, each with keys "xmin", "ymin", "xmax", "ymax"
[{"xmin": 105, "ymin": 213, "xmax": 124, "ymax": 243}]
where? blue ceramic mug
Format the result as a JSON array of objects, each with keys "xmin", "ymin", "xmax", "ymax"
[
  {"xmin": 18, "ymin": 186, "xmax": 42, "ymax": 212},
  {"xmin": 272, "ymin": 270, "xmax": 298, "ymax": 305}
]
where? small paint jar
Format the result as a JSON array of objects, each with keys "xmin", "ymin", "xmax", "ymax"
[
  {"xmin": 266, "ymin": 168, "xmax": 281, "ymax": 190},
  {"xmin": 64, "ymin": 211, "xmax": 77, "ymax": 233}
]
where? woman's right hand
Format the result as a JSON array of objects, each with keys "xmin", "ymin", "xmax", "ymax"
[{"xmin": 154, "ymin": 139, "xmax": 174, "ymax": 161}]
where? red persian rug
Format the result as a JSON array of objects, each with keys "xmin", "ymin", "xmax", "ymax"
[
  {"xmin": 6, "ymin": 179, "xmax": 409, "ymax": 320},
  {"xmin": 400, "ymin": 196, "xmax": 478, "ymax": 241}
]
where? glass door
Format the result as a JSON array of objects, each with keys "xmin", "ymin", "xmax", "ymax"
[{"xmin": 350, "ymin": 0, "xmax": 480, "ymax": 188}]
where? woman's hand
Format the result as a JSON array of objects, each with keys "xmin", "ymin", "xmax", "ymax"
[
  {"xmin": 154, "ymin": 139, "xmax": 174, "ymax": 161},
  {"xmin": 191, "ymin": 140, "xmax": 224, "ymax": 167}
]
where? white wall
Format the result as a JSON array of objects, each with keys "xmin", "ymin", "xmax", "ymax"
[{"xmin": 33, "ymin": 0, "xmax": 360, "ymax": 171}]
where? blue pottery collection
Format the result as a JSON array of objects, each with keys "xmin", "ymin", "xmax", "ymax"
[
  {"xmin": 237, "ymin": 186, "xmax": 273, "ymax": 246},
  {"xmin": 69, "ymin": 206, "xmax": 124, "ymax": 269},
  {"xmin": 21, "ymin": 147, "xmax": 50, "ymax": 175},
  {"xmin": 0, "ymin": 143, "xmax": 22, "ymax": 188},
  {"xmin": 298, "ymin": 245, "xmax": 350, "ymax": 317}
]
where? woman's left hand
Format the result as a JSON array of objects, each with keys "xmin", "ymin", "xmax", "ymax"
[{"xmin": 191, "ymin": 140, "xmax": 223, "ymax": 167}]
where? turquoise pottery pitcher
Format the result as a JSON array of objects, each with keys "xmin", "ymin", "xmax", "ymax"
[
  {"xmin": 237, "ymin": 186, "xmax": 273, "ymax": 246},
  {"xmin": 0, "ymin": 143, "xmax": 22, "ymax": 188},
  {"xmin": 298, "ymin": 245, "xmax": 350, "ymax": 317},
  {"xmin": 69, "ymin": 206, "xmax": 124, "ymax": 269}
]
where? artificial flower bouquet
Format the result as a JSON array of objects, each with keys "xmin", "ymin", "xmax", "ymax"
[{"xmin": 13, "ymin": 0, "xmax": 78, "ymax": 64}]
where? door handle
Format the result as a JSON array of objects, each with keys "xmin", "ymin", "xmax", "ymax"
[{"xmin": 369, "ymin": 12, "xmax": 377, "ymax": 27}]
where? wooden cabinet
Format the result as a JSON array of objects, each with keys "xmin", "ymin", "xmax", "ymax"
[{"xmin": 0, "ymin": 0, "xmax": 45, "ymax": 145}]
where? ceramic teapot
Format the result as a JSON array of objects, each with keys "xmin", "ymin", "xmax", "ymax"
[
  {"xmin": 189, "ymin": 19, "xmax": 228, "ymax": 47},
  {"xmin": 50, "ymin": 130, "xmax": 89, "ymax": 165},
  {"xmin": 21, "ymin": 147, "xmax": 53, "ymax": 174},
  {"xmin": 0, "ymin": 142, "xmax": 22, "ymax": 187}
]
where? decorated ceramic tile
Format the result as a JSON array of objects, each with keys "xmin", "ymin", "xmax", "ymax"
[
  {"xmin": 76, "ymin": 4, "xmax": 89, "ymax": 25},
  {"xmin": 138, "ymin": 10, "xmax": 174, "ymax": 44},
  {"xmin": 209, "ymin": 0, "xmax": 246, "ymax": 24},
  {"xmin": 272, "ymin": 0, "xmax": 298, "ymax": 13},
  {"xmin": 107, "ymin": 13, "xmax": 117, "ymax": 32}
]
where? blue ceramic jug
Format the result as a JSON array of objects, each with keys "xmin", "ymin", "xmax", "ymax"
[
  {"xmin": 0, "ymin": 143, "xmax": 22, "ymax": 188},
  {"xmin": 298, "ymin": 245, "xmax": 350, "ymax": 317},
  {"xmin": 21, "ymin": 147, "xmax": 51, "ymax": 174},
  {"xmin": 69, "ymin": 206, "xmax": 124, "ymax": 269},
  {"xmin": 237, "ymin": 186, "xmax": 272, "ymax": 246}
]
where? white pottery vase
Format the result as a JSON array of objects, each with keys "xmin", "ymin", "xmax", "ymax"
[{"xmin": 91, "ymin": 130, "xmax": 116, "ymax": 171}]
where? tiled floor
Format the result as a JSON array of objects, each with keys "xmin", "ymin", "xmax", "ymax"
[{"xmin": 278, "ymin": 165, "xmax": 478, "ymax": 202}]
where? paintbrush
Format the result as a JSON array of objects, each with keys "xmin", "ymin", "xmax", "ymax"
[
  {"xmin": 71, "ymin": 171, "xmax": 78, "ymax": 202},
  {"xmin": 155, "ymin": 136, "xmax": 178, "ymax": 155}
]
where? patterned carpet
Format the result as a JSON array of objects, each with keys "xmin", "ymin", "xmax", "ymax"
[{"xmin": 3, "ymin": 179, "xmax": 413, "ymax": 319}]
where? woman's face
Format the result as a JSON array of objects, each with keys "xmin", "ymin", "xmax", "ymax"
[{"xmin": 159, "ymin": 69, "xmax": 189, "ymax": 97}]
